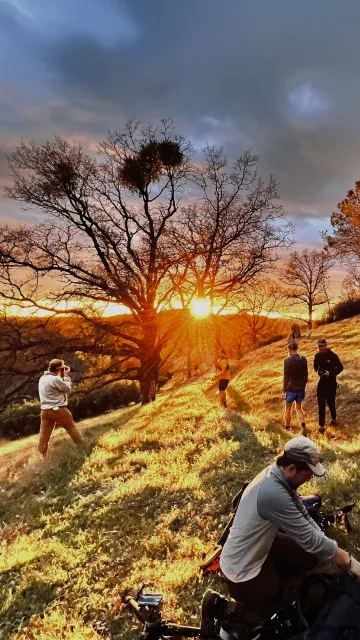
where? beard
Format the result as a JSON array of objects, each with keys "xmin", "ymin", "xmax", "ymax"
[{"xmin": 287, "ymin": 477, "xmax": 301, "ymax": 490}]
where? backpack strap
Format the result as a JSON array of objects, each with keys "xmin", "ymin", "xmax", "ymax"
[{"xmin": 297, "ymin": 573, "xmax": 336, "ymax": 627}]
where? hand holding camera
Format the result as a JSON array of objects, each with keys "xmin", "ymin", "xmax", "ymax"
[{"xmin": 60, "ymin": 365, "xmax": 71, "ymax": 378}]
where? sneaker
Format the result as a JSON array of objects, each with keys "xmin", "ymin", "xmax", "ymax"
[
  {"xmin": 330, "ymin": 419, "xmax": 338, "ymax": 427},
  {"xmin": 318, "ymin": 426, "xmax": 326, "ymax": 435},
  {"xmin": 200, "ymin": 590, "xmax": 228, "ymax": 634},
  {"xmin": 220, "ymin": 626, "xmax": 240, "ymax": 639}
]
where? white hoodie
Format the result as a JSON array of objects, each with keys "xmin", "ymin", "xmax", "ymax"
[{"xmin": 38, "ymin": 371, "xmax": 72, "ymax": 410}]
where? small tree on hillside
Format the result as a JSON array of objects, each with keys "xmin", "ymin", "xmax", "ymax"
[
  {"xmin": 170, "ymin": 146, "xmax": 293, "ymax": 347},
  {"xmin": 328, "ymin": 180, "xmax": 360, "ymax": 261},
  {"xmin": 340, "ymin": 275, "xmax": 359, "ymax": 301},
  {"xmin": 0, "ymin": 121, "xmax": 192, "ymax": 403},
  {"xmin": 280, "ymin": 249, "xmax": 333, "ymax": 329},
  {"xmin": 326, "ymin": 181, "xmax": 360, "ymax": 294},
  {"xmin": 237, "ymin": 277, "xmax": 284, "ymax": 347}
]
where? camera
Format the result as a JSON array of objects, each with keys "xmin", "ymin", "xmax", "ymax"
[{"xmin": 62, "ymin": 365, "xmax": 70, "ymax": 372}]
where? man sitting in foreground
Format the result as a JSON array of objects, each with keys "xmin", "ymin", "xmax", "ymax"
[{"xmin": 203, "ymin": 437, "xmax": 360, "ymax": 628}]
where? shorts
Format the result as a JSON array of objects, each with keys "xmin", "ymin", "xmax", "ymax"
[
  {"xmin": 285, "ymin": 390, "xmax": 305, "ymax": 404},
  {"xmin": 219, "ymin": 379, "xmax": 229, "ymax": 391}
]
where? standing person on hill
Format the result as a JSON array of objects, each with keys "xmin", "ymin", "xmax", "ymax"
[
  {"xmin": 38, "ymin": 358, "xmax": 85, "ymax": 457},
  {"xmin": 283, "ymin": 341, "xmax": 308, "ymax": 436},
  {"xmin": 215, "ymin": 348, "xmax": 230, "ymax": 408},
  {"xmin": 314, "ymin": 339, "xmax": 344, "ymax": 434}
]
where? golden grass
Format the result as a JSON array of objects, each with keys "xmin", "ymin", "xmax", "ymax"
[{"xmin": 1, "ymin": 315, "xmax": 360, "ymax": 639}]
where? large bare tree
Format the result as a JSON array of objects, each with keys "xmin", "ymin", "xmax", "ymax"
[
  {"xmin": 280, "ymin": 249, "xmax": 333, "ymax": 329},
  {"xmin": 0, "ymin": 126, "xmax": 292, "ymax": 403},
  {"xmin": 170, "ymin": 146, "xmax": 292, "ymax": 346},
  {"xmin": 0, "ymin": 121, "xmax": 192, "ymax": 403}
]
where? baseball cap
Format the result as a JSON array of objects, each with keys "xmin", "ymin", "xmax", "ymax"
[
  {"xmin": 284, "ymin": 436, "xmax": 326, "ymax": 477},
  {"xmin": 48, "ymin": 358, "xmax": 64, "ymax": 372},
  {"xmin": 287, "ymin": 341, "xmax": 298, "ymax": 350},
  {"xmin": 318, "ymin": 338, "xmax": 327, "ymax": 346}
]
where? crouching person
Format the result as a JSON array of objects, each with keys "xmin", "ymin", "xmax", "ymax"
[
  {"xmin": 201, "ymin": 437, "xmax": 360, "ymax": 633},
  {"xmin": 38, "ymin": 358, "xmax": 84, "ymax": 457}
]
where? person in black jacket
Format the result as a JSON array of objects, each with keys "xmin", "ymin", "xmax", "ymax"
[
  {"xmin": 314, "ymin": 339, "xmax": 344, "ymax": 434},
  {"xmin": 283, "ymin": 341, "xmax": 308, "ymax": 436}
]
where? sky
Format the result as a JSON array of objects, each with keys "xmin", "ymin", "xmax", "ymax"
[{"xmin": 1, "ymin": 0, "xmax": 360, "ymax": 299}]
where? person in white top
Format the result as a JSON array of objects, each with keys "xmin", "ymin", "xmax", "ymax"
[{"xmin": 38, "ymin": 358, "xmax": 84, "ymax": 456}]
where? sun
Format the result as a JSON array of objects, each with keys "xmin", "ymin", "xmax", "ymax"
[{"xmin": 191, "ymin": 297, "xmax": 211, "ymax": 318}]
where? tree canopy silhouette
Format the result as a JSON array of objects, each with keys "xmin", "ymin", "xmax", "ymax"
[
  {"xmin": 281, "ymin": 249, "xmax": 333, "ymax": 329},
  {"xmin": 0, "ymin": 121, "xmax": 291, "ymax": 402}
]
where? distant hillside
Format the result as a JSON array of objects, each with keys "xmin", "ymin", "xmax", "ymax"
[
  {"xmin": 1, "ymin": 316, "xmax": 359, "ymax": 639},
  {"xmin": 229, "ymin": 314, "xmax": 360, "ymax": 440}
]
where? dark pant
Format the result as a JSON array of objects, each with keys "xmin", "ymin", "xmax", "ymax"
[
  {"xmin": 224, "ymin": 533, "xmax": 318, "ymax": 619},
  {"xmin": 219, "ymin": 379, "xmax": 229, "ymax": 391},
  {"xmin": 317, "ymin": 381, "xmax": 337, "ymax": 427}
]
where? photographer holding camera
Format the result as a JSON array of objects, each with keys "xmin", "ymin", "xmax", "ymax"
[
  {"xmin": 314, "ymin": 339, "xmax": 343, "ymax": 434},
  {"xmin": 38, "ymin": 358, "xmax": 84, "ymax": 456}
]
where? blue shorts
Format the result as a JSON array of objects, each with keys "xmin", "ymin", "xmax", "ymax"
[{"xmin": 285, "ymin": 390, "xmax": 305, "ymax": 404}]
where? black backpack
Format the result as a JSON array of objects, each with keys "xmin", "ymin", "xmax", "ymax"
[
  {"xmin": 288, "ymin": 355, "xmax": 307, "ymax": 376},
  {"xmin": 251, "ymin": 573, "xmax": 360, "ymax": 640},
  {"xmin": 286, "ymin": 355, "xmax": 307, "ymax": 390},
  {"xmin": 296, "ymin": 572, "xmax": 360, "ymax": 640}
]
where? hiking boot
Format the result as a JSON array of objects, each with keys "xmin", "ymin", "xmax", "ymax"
[
  {"xmin": 219, "ymin": 625, "xmax": 240, "ymax": 639},
  {"xmin": 330, "ymin": 419, "xmax": 338, "ymax": 427},
  {"xmin": 200, "ymin": 589, "xmax": 228, "ymax": 634},
  {"xmin": 318, "ymin": 426, "xmax": 326, "ymax": 435}
]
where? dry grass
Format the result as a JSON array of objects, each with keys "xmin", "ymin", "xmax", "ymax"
[{"xmin": 1, "ymin": 316, "xmax": 360, "ymax": 639}]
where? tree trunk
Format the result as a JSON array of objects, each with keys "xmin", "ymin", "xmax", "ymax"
[
  {"xmin": 187, "ymin": 350, "xmax": 192, "ymax": 379},
  {"xmin": 139, "ymin": 305, "xmax": 161, "ymax": 404},
  {"xmin": 308, "ymin": 306, "xmax": 313, "ymax": 330},
  {"xmin": 214, "ymin": 316, "xmax": 222, "ymax": 350},
  {"xmin": 140, "ymin": 376, "xmax": 157, "ymax": 404}
]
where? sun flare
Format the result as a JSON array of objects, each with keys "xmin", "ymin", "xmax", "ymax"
[{"xmin": 191, "ymin": 297, "xmax": 211, "ymax": 318}]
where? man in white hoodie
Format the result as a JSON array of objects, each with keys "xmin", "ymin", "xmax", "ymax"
[{"xmin": 38, "ymin": 358, "xmax": 84, "ymax": 456}]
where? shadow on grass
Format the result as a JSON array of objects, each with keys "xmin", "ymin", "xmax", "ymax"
[
  {"xmin": 201, "ymin": 411, "xmax": 272, "ymax": 519},
  {"xmin": 226, "ymin": 386, "xmax": 250, "ymax": 413},
  {"xmin": 0, "ymin": 579, "xmax": 62, "ymax": 639},
  {"xmin": 0, "ymin": 406, "xmax": 141, "ymax": 534},
  {"xmin": 32, "ymin": 486, "xmax": 209, "ymax": 639}
]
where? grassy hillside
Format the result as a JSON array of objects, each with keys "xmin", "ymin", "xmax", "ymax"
[{"xmin": 1, "ymin": 316, "xmax": 360, "ymax": 639}]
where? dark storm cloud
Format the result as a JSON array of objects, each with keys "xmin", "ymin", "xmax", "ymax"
[
  {"xmin": 2, "ymin": 0, "xmax": 360, "ymax": 226},
  {"xmin": 39, "ymin": 0, "xmax": 360, "ymax": 206}
]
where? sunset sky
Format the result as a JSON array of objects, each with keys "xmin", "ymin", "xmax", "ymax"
[{"xmin": 1, "ymin": 0, "xmax": 360, "ymax": 298}]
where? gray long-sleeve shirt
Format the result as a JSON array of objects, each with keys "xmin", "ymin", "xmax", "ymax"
[
  {"xmin": 220, "ymin": 463, "xmax": 337, "ymax": 583},
  {"xmin": 38, "ymin": 371, "xmax": 72, "ymax": 410}
]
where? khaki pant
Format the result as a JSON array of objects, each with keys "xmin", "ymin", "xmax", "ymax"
[{"xmin": 39, "ymin": 407, "xmax": 84, "ymax": 455}]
